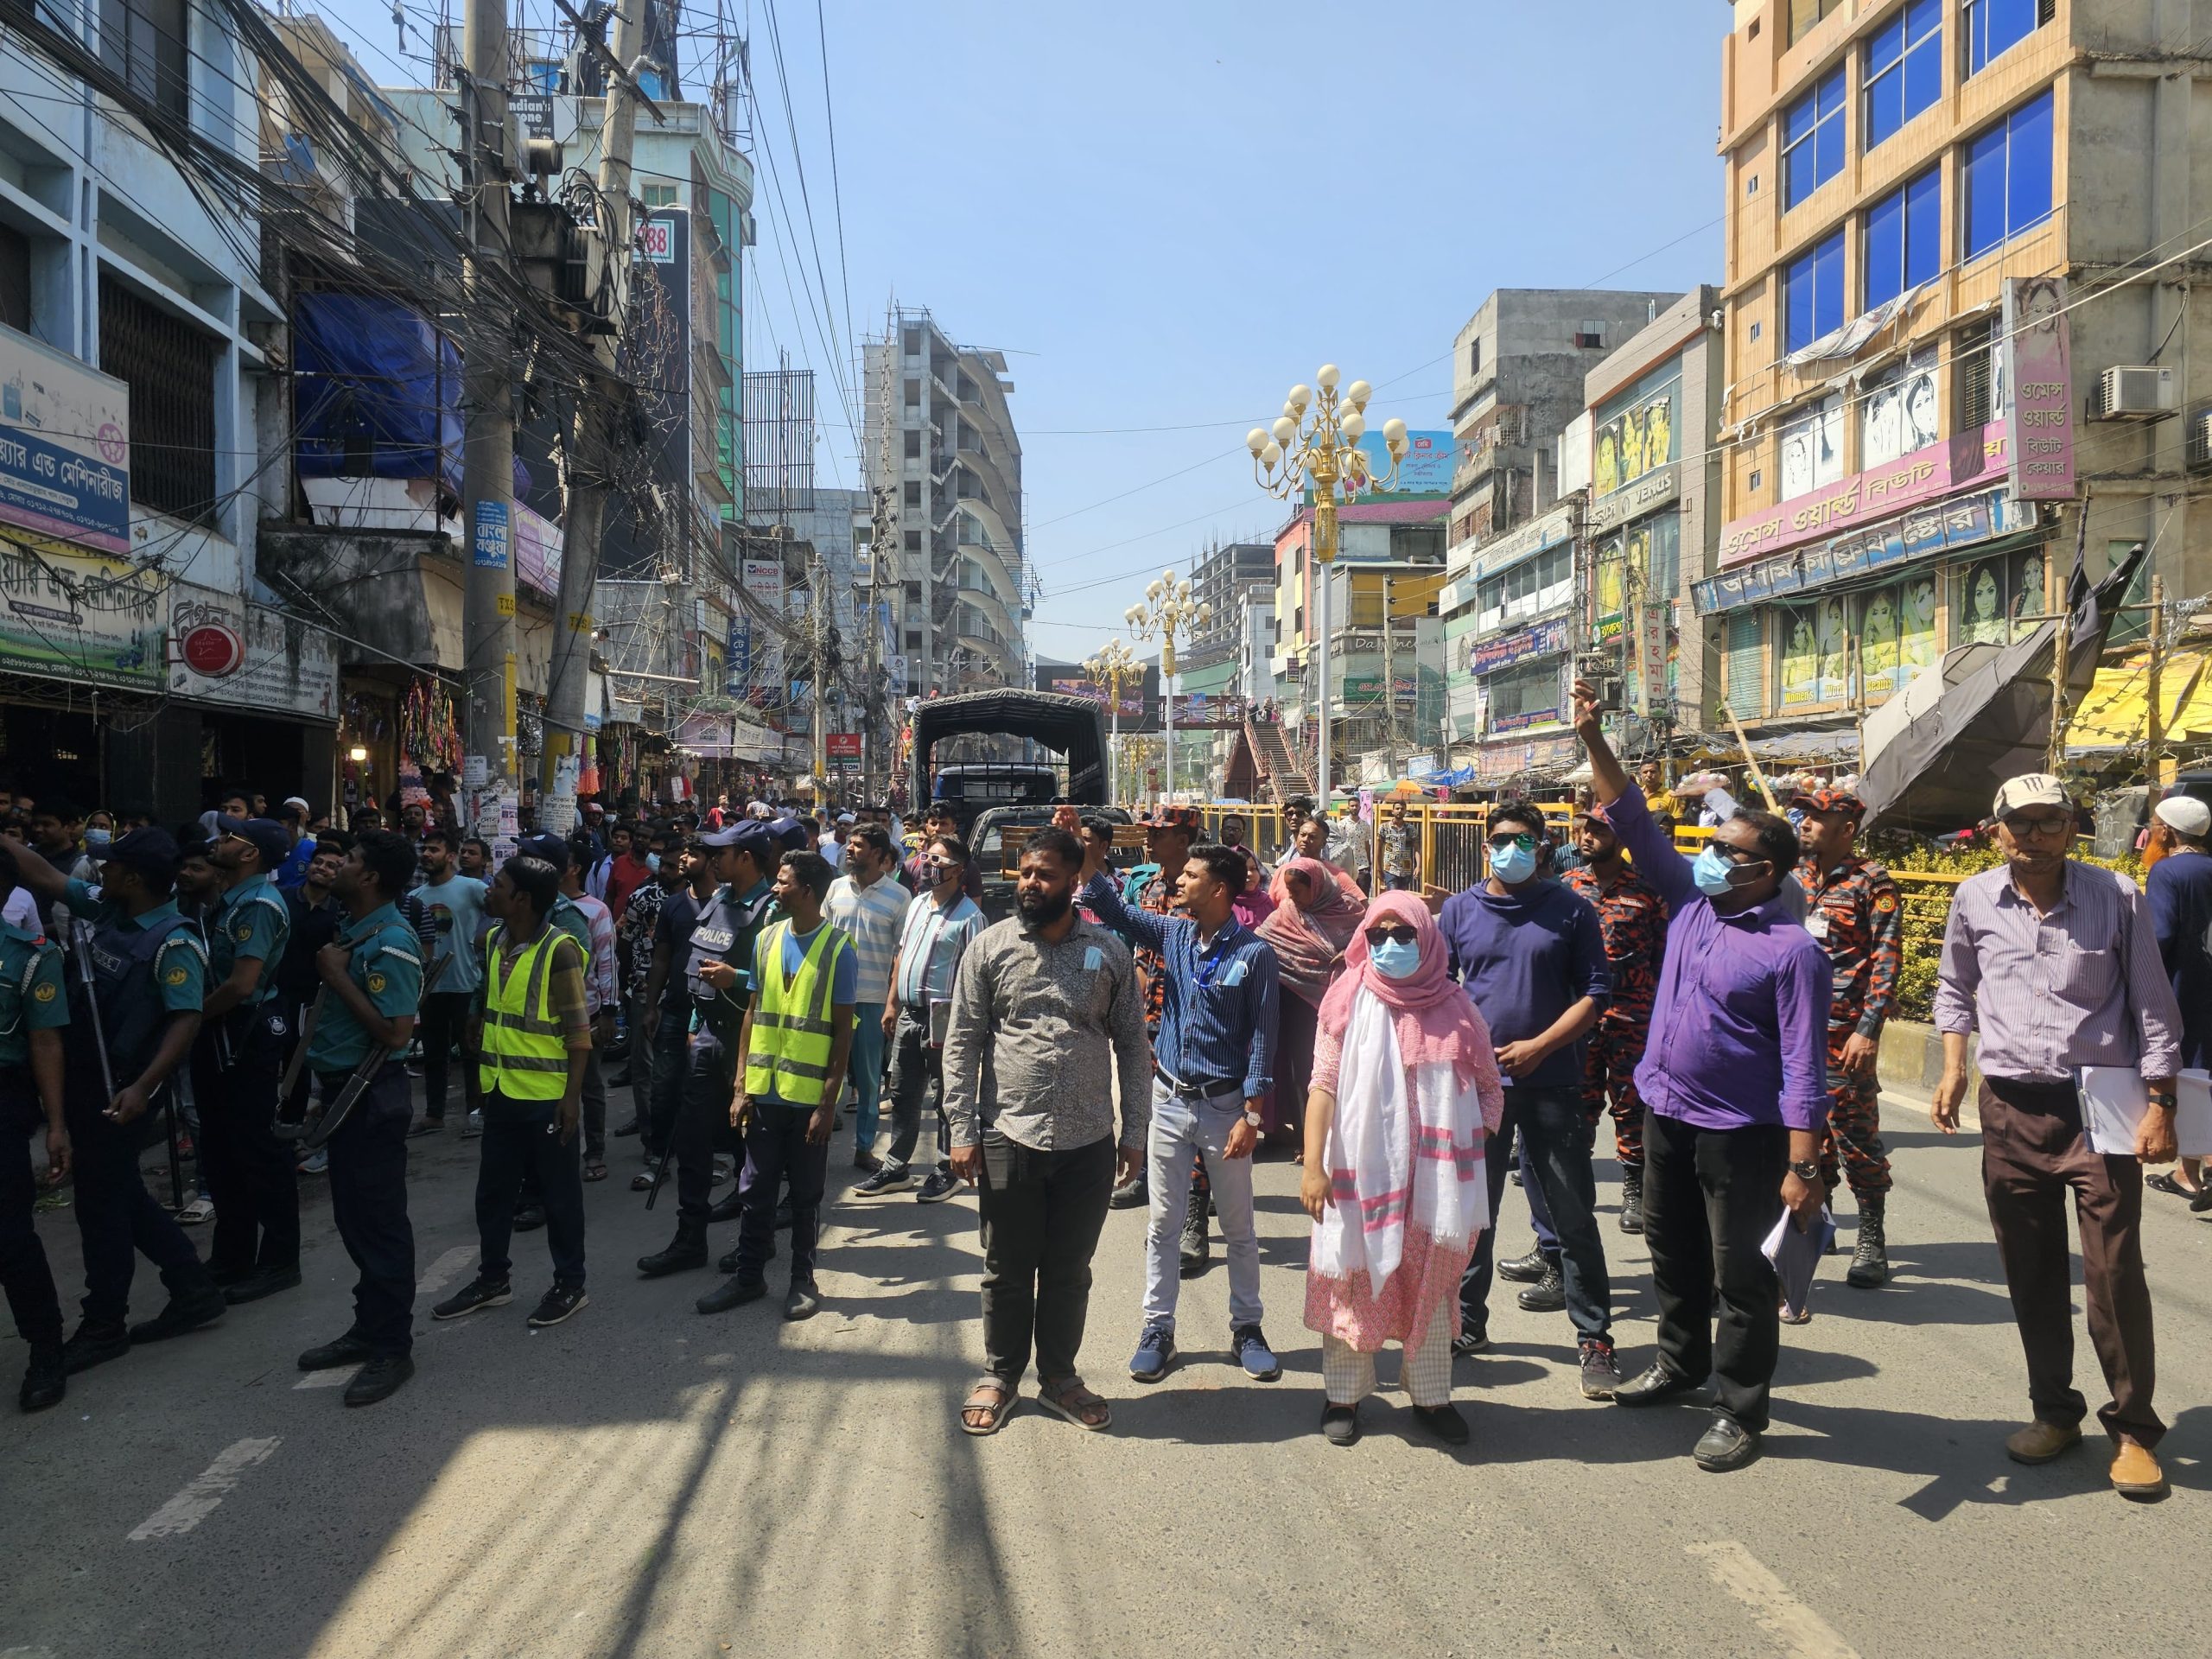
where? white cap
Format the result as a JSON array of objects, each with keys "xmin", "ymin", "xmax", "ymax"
[
  {"xmin": 283, "ymin": 796, "xmax": 310, "ymax": 812},
  {"xmin": 1991, "ymin": 772, "xmax": 2069, "ymax": 818},
  {"xmin": 2154, "ymin": 794, "xmax": 2212, "ymax": 837}
]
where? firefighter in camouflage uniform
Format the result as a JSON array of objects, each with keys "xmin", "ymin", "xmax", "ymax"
[
  {"xmin": 1565, "ymin": 804, "xmax": 1669, "ymax": 1234},
  {"xmin": 1791, "ymin": 786, "xmax": 1904, "ymax": 1291}
]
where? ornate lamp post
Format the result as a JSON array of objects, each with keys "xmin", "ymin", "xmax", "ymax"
[
  {"xmin": 1127, "ymin": 574, "xmax": 1211, "ymax": 806},
  {"xmin": 1083, "ymin": 636, "xmax": 1141, "ymax": 806},
  {"xmin": 1248, "ymin": 365, "xmax": 1407, "ymax": 800}
]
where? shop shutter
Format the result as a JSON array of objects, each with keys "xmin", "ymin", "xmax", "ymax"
[{"xmin": 1726, "ymin": 612, "xmax": 1764, "ymax": 717}]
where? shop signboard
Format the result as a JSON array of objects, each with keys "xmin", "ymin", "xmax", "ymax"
[
  {"xmin": 1342, "ymin": 674, "xmax": 1417, "ymax": 704},
  {"xmin": 0, "ymin": 540, "xmax": 165, "ymax": 687},
  {"xmin": 166, "ymin": 581, "xmax": 339, "ymax": 720},
  {"xmin": 1467, "ymin": 616, "xmax": 1568, "ymax": 676},
  {"xmin": 1586, "ymin": 461, "xmax": 1681, "ymax": 537},
  {"xmin": 1468, "ymin": 501, "xmax": 1577, "ymax": 582},
  {"xmin": 1719, "ymin": 422, "xmax": 2010, "ymax": 566},
  {"xmin": 0, "ymin": 325, "xmax": 130, "ymax": 556},
  {"xmin": 2005, "ymin": 276, "xmax": 2075, "ymax": 502},
  {"xmin": 826, "ymin": 732, "xmax": 861, "ymax": 759},
  {"xmin": 1693, "ymin": 488, "xmax": 2021, "ymax": 618}
]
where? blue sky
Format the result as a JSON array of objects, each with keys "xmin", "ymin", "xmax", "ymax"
[{"xmin": 317, "ymin": 1, "xmax": 1726, "ymax": 668}]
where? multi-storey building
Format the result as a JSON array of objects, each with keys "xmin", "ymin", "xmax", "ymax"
[
  {"xmin": 862, "ymin": 306, "xmax": 1028, "ymax": 700},
  {"xmin": 1184, "ymin": 539, "xmax": 1274, "ymax": 672},
  {"xmin": 1709, "ymin": 0, "xmax": 2204, "ymax": 745}
]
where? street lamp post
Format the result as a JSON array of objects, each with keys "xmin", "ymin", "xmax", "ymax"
[
  {"xmin": 1083, "ymin": 637, "xmax": 1141, "ymax": 806},
  {"xmin": 1127, "ymin": 574, "xmax": 1210, "ymax": 808},
  {"xmin": 1248, "ymin": 365, "xmax": 1407, "ymax": 801}
]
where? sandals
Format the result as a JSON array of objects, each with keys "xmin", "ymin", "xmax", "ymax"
[
  {"xmin": 960, "ymin": 1378, "xmax": 1018, "ymax": 1436},
  {"xmin": 584, "ymin": 1160, "xmax": 608, "ymax": 1183},
  {"xmin": 2145, "ymin": 1172, "xmax": 2202, "ymax": 1200},
  {"xmin": 629, "ymin": 1172, "xmax": 655, "ymax": 1192},
  {"xmin": 1035, "ymin": 1375, "xmax": 1112, "ymax": 1431},
  {"xmin": 175, "ymin": 1195, "xmax": 215, "ymax": 1224}
]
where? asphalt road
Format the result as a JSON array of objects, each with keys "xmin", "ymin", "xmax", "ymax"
[{"xmin": 2, "ymin": 1082, "xmax": 2207, "ymax": 1659}]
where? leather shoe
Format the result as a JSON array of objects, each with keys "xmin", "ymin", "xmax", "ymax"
[
  {"xmin": 1516, "ymin": 1262, "xmax": 1566, "ymax": 1313},
  {"xmin": 696, "ymin": 1275, "xmax": 767, "ymax": 1315},
  {"xmin": 223, "ymin": 1264, "xmax": 302, "ymax": 1306},
  {"xmin": 2005, "ymin": 1419, "xmax": 2082, "ymax": 1465},
  {"xmin": 783, "ymin": 1279, "xmax": 821, "ymax": 1321},
  {"xmin": 1612, "ymin": 1362, "xmax": 1700, "ymax": 1408},
  {"xmin": 512, "ymin": 1205, "xmax": 546, "ymax": 1232},
  {"xmin": 18, "ymin": 1342, "xmax": 64, "ymax": 1412},
  {"xmin": 706, "ymin": 1189, "xmax": 745, "ymax": 1225},
  {"xmin": 61, "ymin": 1320, "xmax": 130, "ymax": 1375},
  {"xmin": 127, "ymin": 1282, "xmax": 227, "ymax": 1344},
  {"xmin": 1320, "ymin": 1403, "xmax": 1360, "ymax": 1446},
  {"xmin": 1497, "ymin": 1245, "xmax": 1548, "ymax": 1284},
  {"xmin": 1693, "ymin": 1415, "xmax": 1761, "ymax": 1471},
  {"xmin": 298, "ymin": 1332, "xmax": 377, "ymax": 1372},
  {"xmin": 1411, "ymin": 1403, "xmax": 1470, "ymax": 1446},
  {"xmin": 343, "ymin": 1352, "xmax": 415, "ymax": 1407},
  {"xmin": 2109, "ymin": 1441, "xmax": 2167, "ymax": 1499}
]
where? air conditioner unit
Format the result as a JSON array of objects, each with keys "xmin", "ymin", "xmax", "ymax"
[
  {"xmin": 2189, "ymin": 409, "xmax": 2212, "ymax": 472},
  {"xmin": 2094, "ymin": 365, "xmax": 2177, "ymax": 421}
]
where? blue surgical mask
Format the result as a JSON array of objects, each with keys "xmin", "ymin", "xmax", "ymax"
[
  {"xmin": 645, "ymin": 852, "xmax": 660, "ymax": 873},
  {"xmin": 1692, "ymin": 845, "xmax": 1740, "ymax": 897},
  {"xmin": 1488, "ymin": 841, "xmax": 1538, "ymax": 885},
  {"xmin": 1370, "ymin": 937, "xmax": 1422, "ymax": 979},
  {"xmin": 85, "ymin": 828, "xmax": 111, "ymax": 853}
]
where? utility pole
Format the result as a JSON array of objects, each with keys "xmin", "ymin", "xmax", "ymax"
[
  {"xmin": 461, "ymin": 0, "xmax": 517, "ymax": 839},
  {"xmin": 864, "ymin": 327, "xmax": 894, "ymax": 801},
  {"xmin": 2146, "ymin": 573, "xmax": 2168, "ymax": 786},
  {"xmin": 543, "ymin": 0, "xmax": 648, "ymax": 823},
  {"xmin": 1379, "ymin": 569, "xmax": 1396, "ymax": 774},
  {"xmin": 810, "ymin": 545, "xmax": 829, "ymax": 798}
]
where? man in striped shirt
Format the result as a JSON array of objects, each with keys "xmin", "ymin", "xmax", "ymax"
[
  {"xmin": 826, "ymin": 824, "xmax": 911, "ymax": 1172},
  {"xmin": 858, "ymin": 833, "xmax": 985, "ymax": 1199}
]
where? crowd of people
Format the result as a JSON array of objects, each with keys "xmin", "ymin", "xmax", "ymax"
[{"xmin": 0, "ymin": 679, "xmax": 2195, "ymax": 1496}]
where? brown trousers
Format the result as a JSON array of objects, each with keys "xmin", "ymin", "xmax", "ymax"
[{"xmin": 1979, "ymin": 1077, "xmax": 2162, "ymax": 1447}]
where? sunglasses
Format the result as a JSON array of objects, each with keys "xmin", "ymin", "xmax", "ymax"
[
  {"xmin": 1485, "ymin": 831, "xmax": 1537, "ymax": 852},
  {"xmin": 1363, "ymin": 924, "xmax": 1418, "ymax": 947},
  {"xmin": 2001, "ymin": 813, "xmax": 2073, "ymax": 840}
]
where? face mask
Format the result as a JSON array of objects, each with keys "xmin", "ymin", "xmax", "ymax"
[
  {"xmin": 1692, "ymin": 845, "xmax": 1742, "ymax": 897},
  {"xmin": 1488, "ymin": 840, "xmax": 1538, "ymax": 885},
  {"xmin": 85, "ymin": 828, "xmax": 111, "ymax": 853},
  {"xmin": 1370, "ymin": 937, "xmax": 1422, "ymax": 980},
  {"xmin": 645, "ymin": 852, "xmax": 660, "ymax": 873}
]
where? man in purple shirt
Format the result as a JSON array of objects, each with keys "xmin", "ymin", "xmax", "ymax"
[
  {"xmin": 1931, "ymin": 772, "xmax": 2180, "ymax": 1501},
  {"xmin": 1574, "ymin": 681, "xmax": 1829, "ymax": 1472},
  {"xmin": 1435, "ymin": 803, "xmax": 1618, "ymax": 1399}
]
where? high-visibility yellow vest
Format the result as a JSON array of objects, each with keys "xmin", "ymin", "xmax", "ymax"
[
  {"xmin": 742, "ymin": 919, "xmax": 847, "ymax": 1106},
  {"xmin": 478, "ymin": 925, "xmax": 576, "ymax": 1101}
]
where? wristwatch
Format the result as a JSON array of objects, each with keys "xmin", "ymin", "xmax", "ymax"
[
  {"xmin": 1243, "ymin": 1109, "xmax": 1265, "ymax": 1129},
  {"xmin": 1788, "ymin": 1158, "xmax": 1821, "ymax": 1182}
]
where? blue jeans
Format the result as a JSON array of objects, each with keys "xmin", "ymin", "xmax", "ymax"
[
  {"xmin": 849, "ymin": 1001, "xmax": 886, "ymax": 1153},
  {"xmin": 1142, "ymin": 1079, "xmax": 1262, "ymax": 1334}
]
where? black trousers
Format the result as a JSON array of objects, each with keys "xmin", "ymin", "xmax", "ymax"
[
  {"xmin": 732, "ymin": 1098, "xmax": 829, "ymax": 1284},
  {"xmin": 65, "ymin": 1078, "xmax": 207, "ymax": 1325},
  {"xmin": 644, "ymin": 1015, "xmax": 690, "ymax": 1157},
  {"xmin": 418, "ymin": 989, "xmax": 481, "ymax": 1122},
  {"xmin": 324, "ymin": 1065, "xmax": 416, "ymax": 1356},
  {"xmin": 673, "ymin": 1028, "xmax": 741, "ymax": 1219},
  {"xmin": 191, "ymin": 1021, "xmax": 298, "ymax": 1275},
  {"xmin": 977, "ymin": 1131, "xmax": 1116, "ymax": 1385},
  {"xmin": 1642, "ymin": 1108, "xmax": 1789, "ymax": 1432},
  {"xmin": 474, "ymin": 1090, "xmax": 587, "ymax": 1288},
  {"xmin": 0, "ymin": 1080, "xmax": 63, "ymax": 1347},
  {"xmin": 1457, "ymin": 1084, "xmax": 1612, "ymax": 1343},
  {"xmin": 883, "ymin": 1009, "xmax": 949, "ymax": 1172}
]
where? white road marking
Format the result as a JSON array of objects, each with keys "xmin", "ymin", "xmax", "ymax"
[
  {"xmin": 126, "ymin": 1438, "xmax": 280, "ymax": 1541},
  {"xmin": 416, "ymin": 1245, "xmax": 474, "ymax": 1300},
  {"xmin": 294, "ymin": 1363, "xmax": 362, "ymax": 1390},
  {"xmin": 1688, "ymin": 1541, "xmax": 1860, "ymax": 1659}
]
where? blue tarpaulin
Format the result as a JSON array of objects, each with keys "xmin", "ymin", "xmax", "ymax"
[{"xmin": 293, "ymin": 292, "xmax": 527, "ymax": 496}]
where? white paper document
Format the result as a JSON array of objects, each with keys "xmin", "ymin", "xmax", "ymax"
[
  {"xmin": 2176, "ymin": 1069, "xmax": 2212, "ymax": 1160},
  {"xmin": 2075, "ymin": 1065, "xmax": 2150, "ymax": 1156}
]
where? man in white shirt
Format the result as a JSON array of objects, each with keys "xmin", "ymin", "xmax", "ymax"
[
  {"xmin": 1675, "ymin": 772, "xmax": 1741, "ymax": 829},
  {"xmin": 824, "ymin": 825, "xmax": 911, "ymax": 1171}
]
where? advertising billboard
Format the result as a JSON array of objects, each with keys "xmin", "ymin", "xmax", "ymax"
[
  {"xmin": 2005, "ymin": 276, "xmax": 2075, "ymax": 502},
  {"xmin": 0, "ymin": 540, "xmax": 165, "ymax": 687},
  {"xmin": 1363, "ymin": 429, "xmax": 1455, "ymax": 497},
  {"xmin": 0, "ymin": 324, "xmax": 130, "ymax": 556}
]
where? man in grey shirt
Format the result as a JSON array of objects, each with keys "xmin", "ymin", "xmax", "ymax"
[{"xmin": 942, "ymin": 827, "xmax": 1149, "ymax": 1435}]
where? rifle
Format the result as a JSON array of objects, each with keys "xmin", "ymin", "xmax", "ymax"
[{"xmin": 276, "ymin": 1030, "xmax": 401, "ymax": 1150}]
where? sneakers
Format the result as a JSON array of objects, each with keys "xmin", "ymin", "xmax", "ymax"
[
  {"xmin": 297, "ymin": 1148, "xmax": 328, "ymax": 1174},
  {"xmin": 430, "ymin": 1275, "xmax": 512, "ymax": 1320},
  {"xmin": 1846, "ymin": 1196, "xmax": 1890, "ymax": 1287},
  {"xmin": 854, "ymin": 1164, "xmax": 916, "ymax": 1196},
  {"xmin": 1516, "ymin": 1260, "xmax": 1566, "ymax": 1313},
  {"xmin": 1618, "ymin": 1166, "xmax": 1645, "ymax": 1235},
  {"xmin": 1108, "ymin": 1172, "xmax": 1148, "ymax": 1210},
  {"xmin": 1179, "ymin": 1205, "xmax": 1209, "ymax": 1277},
  {"xmin": 462, "ymin": 1110, "xmax": 483, "ymax": 1139},
  {"xmin": 1128, "ymin": 1323, "xmax": 1178, "ymax": 1382},
  {"xmin": 527, "ymin": 1284, "xmax": 588, "ymax": 1327},
  {"xmin": 1497, "ymin": 1245, "xmax": 1548, "ymax": 1284},
  {"xmin": 18, "ymin": 1341, "xmax": 64, "ymax": 1413},
  {"xmin": 784, "ymin": 1278, "xmax": 822, "ymax": 1321},
  {"xmin": 344, "ymin": 1352, "xmax": 415, "ymax": 1408},
  {"xmin": 1450, "ymin": 1327, "xmax": 1491, "ymax": 1357},
  {"xmin": 127, "ymin": 1282, "xmax": 227, "ymax": 1344},
  {"xmin": 1578, "ymin": 1338, "xmax": 1622, "ymax": 1400},
  {"xmin": 1230, "ymin": 1324, "xmax": 1280, "ymax": 1381},
  {"xmin": 916, "ymin": 1167, "xmax": 960, "ymax": 1204}
]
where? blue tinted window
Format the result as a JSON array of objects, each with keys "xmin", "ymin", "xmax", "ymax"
[
  {"xmin": 1783, "ymin": 67, "xmax": 1847, "ymax": 209},
  {"xmin": 1963, "ymin": 90, "xmax": 2054, "ymax": 260},
  {"xmin": 1866, "ymin": 0, "xmax": 1942, "ymax": 149},
  {"xmin": 1966, "ymin": 0, "xmax": 2044, "ymax": 76},
  {"xmin": 1785, "ymin": 230, "xmax": 1847, "ymax": 352},
  {"xmin": 1864, "ymin": 168, "xmax": 1942, "ymax": 308}
]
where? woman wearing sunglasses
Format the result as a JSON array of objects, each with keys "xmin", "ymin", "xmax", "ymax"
[{"xmin": 1300, "ymin": 893, "xmax": 1503, "ymax": 1446}]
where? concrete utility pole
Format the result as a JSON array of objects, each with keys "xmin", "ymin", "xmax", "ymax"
[
  {"xmin": 1379, "ymin": 569, "xmax": 1395, "ymax": 773},
  {"xmin": 865, "ymin": 337, "xmax": 893, "ymax": 800},
  {"xmin": 810, "ymin": 544, "xmax": 829, "ymax": 796},
  {"xmin": 461, "ymin": 0, "xmax": 518, "ymax": 835},
  {"xmin": 543, "ymin": 0, "xmax": 648, "ymax": 821}
]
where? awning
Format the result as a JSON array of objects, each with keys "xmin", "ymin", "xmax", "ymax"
[{"xmin": 2066, "ymin": 651, "xmax": 2207, "ymax": 748}]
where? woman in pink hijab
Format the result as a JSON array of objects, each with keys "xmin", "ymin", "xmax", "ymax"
[{"xmin": 1300, "ymin": 890, "xmax": 1503, "ymax": 1448}]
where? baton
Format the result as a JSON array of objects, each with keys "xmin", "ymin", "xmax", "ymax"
[
  {"xmin": 67, "ymin": 921, "xmax": 118, "ymax": 1103},
  {"xmin": 278, "ymin": 988, "xmax": 324, "ymax": 1112}
]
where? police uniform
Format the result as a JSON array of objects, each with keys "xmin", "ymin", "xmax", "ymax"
[
  {"xmin": 307, "ymin": 899, "xmax": 423, "ymax": 1357},
  {"xmin": 672, "ymin": 869, "xmax": 779, "ymax": 1219},
  {"xmin": 192, "ymin": 868, "xmax": 296, "ymax": 1283},
  {"xmin": 0, "ymin": 918, "xmax": 69, "ymax": 1359},
  {"xmin": 57, "ymin": 871, "xmax": 214, "ymax": 1338}
]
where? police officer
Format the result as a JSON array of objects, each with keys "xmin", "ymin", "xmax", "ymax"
[
  {"xmin": 0, "ymin": 857, "xmax": 71, "ymax": 1411},
  {"xmin": 195, "ymin": 817, "xmax": 298, "ymax": 1305},
  {"xmin": 635, "ymin": 823, "xmax": 779, "ymax": 1278},
  {"xmin": 1791, "ymin": 785, "xmax": 1904, "ymax": 1293},
  {"xmin": 3, "ymin": 829, "xmax": 222, "ymax": 1374},
  {"xmin": 292, "ymin": 830, "xmax": 423, "ymax": 1408}
]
